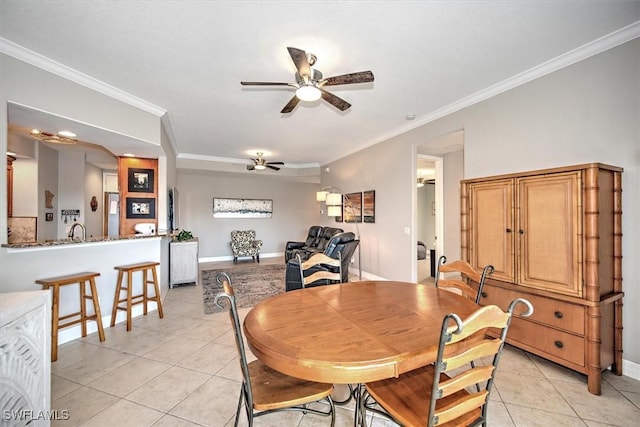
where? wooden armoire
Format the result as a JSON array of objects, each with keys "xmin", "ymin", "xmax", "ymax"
[{"xmin": 460, "ymin": 163, "xmax": 623, "ymax": 395}]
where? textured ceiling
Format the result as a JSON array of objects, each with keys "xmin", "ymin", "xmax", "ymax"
[{"xmin": 1, "ymin": 1, "xmax": 638, "ymax": 175}]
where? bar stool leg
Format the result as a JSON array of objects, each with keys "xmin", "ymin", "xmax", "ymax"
[
  {"xmin": 111, "ymin": 270, "xmax": 124, "ymax": 327},
  {"xmin": 142, "ymin": 268, "xmax": 148, "ymax": 316},
  {"xmin": 126, "ymin": 270, "xmax": 133, "ymax": 331},
  {"xmin": 80, "ymin": 279, "xmax": 88, "ymax": 337},
  {"xmin": 89, "ymin": 277, "xmax": 106, "ymax": 342},
  {"xmin": 51, "ymin": 285, "xmax": 60, "ymax": 362},
  {"xmin": 150, "ymin": 265, "xmax": 164, "ymax": 318}
]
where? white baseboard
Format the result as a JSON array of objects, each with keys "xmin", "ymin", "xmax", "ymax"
[
  {"xmin": 198, "ymin": 252, "xmax": 283, "ymax": 264},
  {"xmin": 622, "ymin": 359, "xmax": 640, "ymax": 381}
]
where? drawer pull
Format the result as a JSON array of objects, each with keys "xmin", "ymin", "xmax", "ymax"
[
  {"xmin": 554, "ymin": 340, "xmax": 564, "ymax": 349},
  {"xmin": 481, "ymin": 292, "xmax": 488, "ymax": 298},
  {"xmin": 506, "ymin": 228, "xmax": 512, "ymax": 233},
  {"xmin": 554, "ymin": 311, "xmax": 563, "ymax": 319}
]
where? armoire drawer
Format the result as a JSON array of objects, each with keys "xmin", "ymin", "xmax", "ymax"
[
  {"xmin": 479, "ymin": 284, "xmax": 584, "ymax": 335},
  {"xmin": 507, "ymin": 317, "xmax": 585, "ymax": 367}
]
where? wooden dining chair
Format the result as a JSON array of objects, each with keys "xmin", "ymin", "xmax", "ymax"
[
  {"xmin": 297, "ymin": 252, "xmax": 342, "ymax": 288},
  {"xmin": 363, "ymin": 298, "xmax": 533, "ymax": 427},
  {"xmin": 213, "ymin": 272, "xmax": 336, "ymax": 427},
  {"xmin": 435, "ymin": 255, "xmax": 494, "ymax": 304}
]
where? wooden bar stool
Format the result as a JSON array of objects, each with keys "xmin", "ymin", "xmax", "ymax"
[
  {"xmin": 35, "ymin": 272, "xmax": 106, "ymax": 362},
  {"xmin": 110, "ymin": 261, "xmax": 164, "ymax": 331}
]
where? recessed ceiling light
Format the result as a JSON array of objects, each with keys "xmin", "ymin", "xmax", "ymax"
[
  {"xmin": 58, "ymin": 130, "xmax": 77, "ymax": 138},
  {"xmin": 405, "ymin": 114, "xmax": 416, "ymax": 120},
  {"xmin": 30, "ymin": 129, "xmax": 41, "ymax": 135},
  {"xmin": 122, "ymin": 153, "xmax": 135, "ymax": 157}
]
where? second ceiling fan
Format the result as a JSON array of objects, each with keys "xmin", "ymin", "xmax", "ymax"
[
  {"xmin": 241, "ymin": 47, "xmax": 374, "ymax": 113},
  {"xmin": 247, "ymin": 152, "xmax": 284, "ymax": 171}
]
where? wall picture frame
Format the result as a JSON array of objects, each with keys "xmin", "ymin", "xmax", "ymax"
[
  {"xmin": 128, "ymin": 168, "xmax": 154, "ymax": 193},
  {"xmin": 213, "ymin": 198, "xmax": 273, "ymax": 218},
  {"xmin": 45, "ymin": 212, "xmax": 53, "ymax": 222},
  {"xmin": 363, "ymin": 190, "xmax": 375, "ymax": 223},
  {"xmin": 126, "ymin": 197, "xmax": 156, "ymax": 219},
  {"xmin": 344, "ymin": 192, "xmax": 363, "ymax": 223}
]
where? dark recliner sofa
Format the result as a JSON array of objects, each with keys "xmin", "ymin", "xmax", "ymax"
[
  {"xmin": 285, "ymin": 231, "xmax": 360, "ymax": 291},
  {"xmin": 284, "ymin": 226, "xmax": 344, "ymax": 263}
]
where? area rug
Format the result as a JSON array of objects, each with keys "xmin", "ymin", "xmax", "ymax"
[{"xmin": 202, "ymin": 263, "xmax": 286, "ymax": 313}]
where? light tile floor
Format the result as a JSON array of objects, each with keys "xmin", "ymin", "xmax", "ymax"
[{"xmin": 50, "ymin": 258, "xmax": 640, "ymax": 426}]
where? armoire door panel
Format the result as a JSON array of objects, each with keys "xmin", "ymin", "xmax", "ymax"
[
  {"xmin": 518, "ymin": 173, "xmax": 582, "ymax": 296},
  {"xmin": 469, "ymin": 180, "xmax": 514, "ymax": 282}
]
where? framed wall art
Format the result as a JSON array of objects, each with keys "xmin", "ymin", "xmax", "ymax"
[
  {"xmin": 45, "ymin": 212, "xmax": 54, "ymax": 222},
  {"xmin": 128, "ymin": 168, "xmax": 154, "ymax": 193},
  {"xmin": 213, "ymin": 198, "xmax": 273, "ymax": 218},
  {"xmin": 363, "ymin": 190, "xmax": 375, "ymax": 223},
  {"xmin": 344, "ymin": 192, "xmax": 362, "ymax": 223},
  {"xmin": 126, "ymin": 197, "xmax": 156, "ymax": 219}
]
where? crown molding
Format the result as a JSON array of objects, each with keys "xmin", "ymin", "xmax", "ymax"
[
  {"xmin": 326, "ymin": 20, "xmax": 640, "ymax": 165},
  {"xmin": 1, "ymin": 37, "xmax": 167, "ymax": 117}
]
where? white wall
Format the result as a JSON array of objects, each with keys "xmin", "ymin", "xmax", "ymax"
[
  {"xmin": 323, "ymin": 40, "xmax": 639, "ymax": 367},
  {"xmin": 57, "ymin": 152, "xmax": 85, "ymax": 238},
  {"xmin": 85, "ymin": 162, "xmax": 103, "ymax": 238},
  {"xmin": 36, "ymin": 143, "xmax": 58, "ymax": 240},
  {"xmin": 177, "ymin": 170, "xmax": 321, "ymax": 260}
]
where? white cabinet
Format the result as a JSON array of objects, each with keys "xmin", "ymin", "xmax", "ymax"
[
  {"xmin": 0, "ymin": 291, "xmax": 51, "ymax": 425},
  {"xmin": 170, "ymin": 239, "xmax": 199, "ymax": 288}
]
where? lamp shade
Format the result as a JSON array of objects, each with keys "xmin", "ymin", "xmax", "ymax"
[
  {"xmin": 316, "ymin": 190, "xmax": 328, "ymax": 202},
  {"xmin": 326, "ymin": 192, "xmax": 342, "ymax": 206},
  {"xmin": 327, "ymin": 205, "xmax": 342, "ymax": 217}
]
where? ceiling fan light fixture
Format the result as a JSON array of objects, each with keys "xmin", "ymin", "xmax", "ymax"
[
  {"xmin": 254, "ymin": 164, "xmax": 266, "ymax": 170},
  {"xmin": 296, "ymin": 85, "xmax": 321, "ymax": 102}
]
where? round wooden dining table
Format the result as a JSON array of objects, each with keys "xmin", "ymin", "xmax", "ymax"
[{"xmin": 243, "ymin": 280, "xmax": 480, "ymax": 385}]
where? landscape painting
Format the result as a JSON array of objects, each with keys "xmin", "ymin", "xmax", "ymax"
[{"xmin": 213, "ymin": 198, "xmax": 273, "ymax": 218}]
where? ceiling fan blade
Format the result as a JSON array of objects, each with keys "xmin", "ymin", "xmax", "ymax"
[
  {"xmin": 267, "ymin": 161, "xmax": 284, "ymax": 165},
  {"xmin": 241, "ymin": 81, "xmax": 292, "ymax": 86},
  {"xmin": 246, "ymin": 165, "xmax": 256, "ymax": 171},
  {"xmin": 266, "ymin": 164, "xmax": 281, "ymax": 171},
  {"xmin": 321, "ymin": 71, "xmax": 375, "ymax": 86},
  {"xmin": 320, "ymin": 89, "xmax": 352, "ymax": 111},
  {"xmin": 281, "ymin": 95, "xmax": 300, "ymax": 113},
  {"xmin": 287, "ymin": 47, "xmax": 310, "ymax": 78}
]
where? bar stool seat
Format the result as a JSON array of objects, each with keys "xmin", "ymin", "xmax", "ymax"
[
  {"xmin": 36, "ymin": 271, "xmax": 105, "ymax": 362},
  {"xmin": 111, "ymin": 261, "xmax": 164, "ymax": 331}
]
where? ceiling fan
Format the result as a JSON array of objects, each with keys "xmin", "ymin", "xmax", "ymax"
[
  {"xmin": 246, "ymin": 152, "xmax": 284, "ymax": 171},
  {"xmin": 241, "ymin": 47, "xmax": 374, "ymax": 113}
]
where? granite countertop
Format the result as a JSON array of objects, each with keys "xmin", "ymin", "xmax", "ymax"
[{"xmin": 2, "ymin": 233, "xmax": 171, "ymax": 249}]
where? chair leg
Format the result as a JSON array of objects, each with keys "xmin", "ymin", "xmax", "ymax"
[{"xmin": 256, "ymin": 254, "xmax": 260, "ymax": 263}]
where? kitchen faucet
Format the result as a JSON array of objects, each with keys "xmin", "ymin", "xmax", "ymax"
[{"xmin": 69, "ymin": 222, "xmax": 86, "ymax": 241}]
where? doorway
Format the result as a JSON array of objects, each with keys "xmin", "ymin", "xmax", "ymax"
[
  {"xmin": 416, "ymin": 155, "xmax": 439, "ymax": 284},
  {"xmin": 413, "ymin": 130, "xmax": 464, "ymax": 283}
]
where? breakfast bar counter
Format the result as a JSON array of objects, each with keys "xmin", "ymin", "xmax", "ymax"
[{"xmin": 0, "ymin": 235, "xmax": 167, "ymax": 346}]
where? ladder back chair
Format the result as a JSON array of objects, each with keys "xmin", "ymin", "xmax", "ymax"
[
  {"xmin": 435, "ymin": 255, "xmax": 494, "ymax": 304},
  {"xmin": 364, "ymin": 298, "xmax": 533, "ymax": 427},
  {"xmin": 213, "ymin": 272, "xmax": 336, "ymax": 427},
  {"xmin": 297, "ymin": 252, "xmax": 342, "ymax": 288}
]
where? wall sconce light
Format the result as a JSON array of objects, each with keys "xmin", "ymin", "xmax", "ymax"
[{"xmin": 90, "ymin": 196, "xmax": 98, "ymax": 212}]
